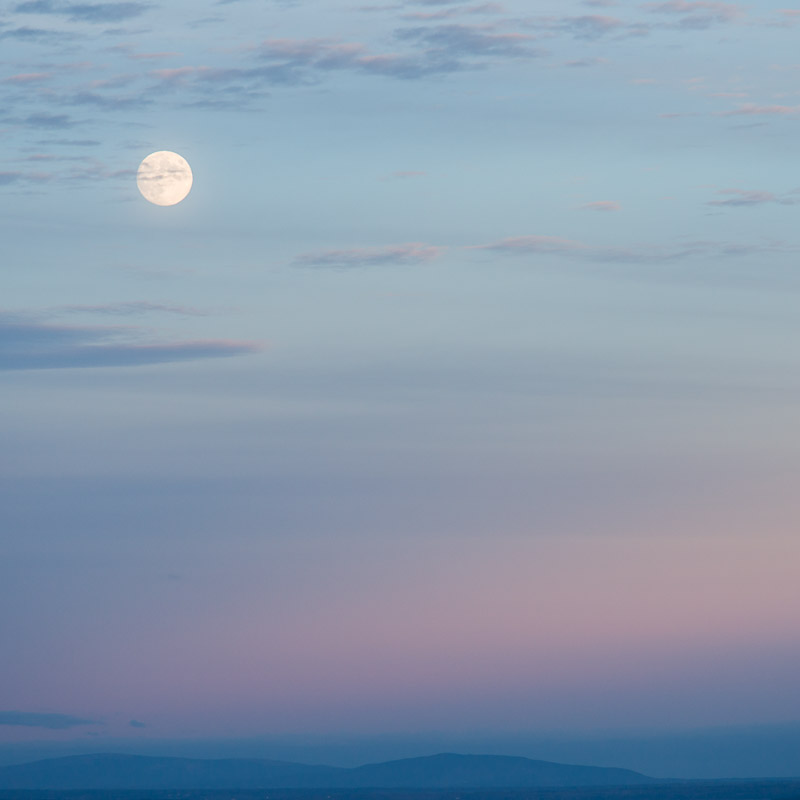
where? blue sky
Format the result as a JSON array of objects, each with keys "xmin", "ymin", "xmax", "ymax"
[{"xmin": 3, "ymin": 0, "xmax": 800, "ymax": 779}]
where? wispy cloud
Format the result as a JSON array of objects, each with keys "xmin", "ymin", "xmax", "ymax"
[
  {"xmin": 707, "ymin": 188, "xmax": 800, "ymax": 206},
  {"xmin": 291, "ymin": 233, "xmax": 796, "ymax": 270},
  {"xmin": 0, "ymin": 312, "xmax": 262, "ymax": 371},
  {"xmin": 562, "ymin": 57, "xmax": 610, "ymax": 68},
  {"xmin": 23, "ymin": 112, "xmax": 76, "ymax": 128},
  {"xmin": 129, "ymin": 50, "xmax": 181, "ymax": 60},
  {"xmin": 62, "ymin": 89, "xmax": 152, "ymax": 109},
  {"xmin": 380, "ymin": 170, "xmax": 427, "ymax": 180},
  {"xmin": 718, "ymin": 103, "xmax": 800, "ymax": 116},
  {"xmin": 0, "ymin": 711, "xmax": 98, "ymax": 729},
  {"xmin": 255, "ymin": 37, "xmax": 467, "ymax": 80},
  {"xmin": 0, "ymin": 169, "xmax": 52, "ymax": 186},
  {"xmin": 644, "ymin": 0, "xmax": 743, "ymax": 30},
  {"xmin": 395, "ymin": 23, "xmax": 541, "ymax": 58},
  {"xmin": 645, "ymin": 0, "xmax": 741, "ymax": 19},
  {"xmin": 1, "ymin": 71, "xmax": 53, "ymax": 84},
  {"xmin": 524, "ymin": 14, "xmax": 647, "ymax": 40},
  {"xmin": 472, "ymin": 235, "xmax": 589, "ymax": 255},
  {"xmin": 50, "ymin": 301, "xmax": 214, "ymax": 316},
  {"xmin": 0, "ymin": 172, "xmax": 25, "ymax": 186},
  {"xmin": 775, "ymin": 9, "xmax": 800, "ymax": 26},
  {"xmin": 13, "ymin": 0, "xmax": 152, "ymax": 23},
  {"xmin": 0, "ymin": 25, "xmax": 79, "ymax": 42},
  {"xmin": 293, "ymin": 242, "xmax": 444, "ymax": 268},
  {"xmin": 401, "ymin": 3, "xmax": 505, "ymax": 21},
  {"xmin": 34, "ymin": 138, "xmax": 101, "ymax": 146},
  {"xmin": 579, "ymin": 200, "xmax": 621, "ymax": 211},
  {"xmin": 471, "ymin": 234, "xmax": 795, "ymax": 263}
]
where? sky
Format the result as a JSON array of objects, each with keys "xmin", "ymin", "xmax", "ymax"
[{"xmin": 2, "ymin": 0, "xmax": 800, "ymax": 781}]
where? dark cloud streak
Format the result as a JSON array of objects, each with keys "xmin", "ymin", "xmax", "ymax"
[
  {"xmin": 0, "ymin": 712, "xmax": 98, "ymax": 730},
  {"xmin": 13, "ymin": 0, "xmax": 152, "ymax": 23},
  {"xmin": 0, "ymin": 313, "xmax": 263, "ymax": 371}
]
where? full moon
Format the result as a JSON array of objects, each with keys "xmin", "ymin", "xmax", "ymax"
[{"xmin": 137, "ymin": 151, "xmax": 193, "ymax": 206}]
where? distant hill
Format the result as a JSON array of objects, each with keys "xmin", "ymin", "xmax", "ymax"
[
  {"xmin": 346, "ymin": 753, "xmax": 656, "ymax": 788},
  {"xmin": 0, "ymin": 752, "xmax": 657, "ymax": 791}
]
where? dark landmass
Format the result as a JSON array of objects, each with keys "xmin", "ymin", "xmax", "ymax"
[
  {"xmin": 347, "ymin": 754, "xmax": 655, "ymax": 789},
  {"xmin": 0, "ymin": 753, "xmax": 654, "ymax": 791},
  {"xmin": 1, "ymin": 781, "xmax": 800, "ymax": 800}
]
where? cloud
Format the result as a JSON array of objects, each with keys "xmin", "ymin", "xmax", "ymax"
[
  {"xmin": 51, "ymin": 301, "xmax": 213, "ymax": 316},
  {"xmin": 563, "ymin": 57, "xmax": 610, "ymax": 67},
  {"xmin": 255, "ymin": 37, "xmax": 467, "ymax": 80},
  {"xmin": 35, "ymin": 138, "xmax": 101, "ymax": 146},
  {"xmin": 0, "ymin": 172, "xmax": 24, "ymax": 186},
  {"xmin": 707, "ymin": 188, "xmax": 800, "ymax": 206},
  {"xmin": 235, "ymin": 24, "xmax": 541, "ymax": 86},
  {"xmin": 2, "ymin": 72, "xmax": 53, "ymax": 84},
  {"xmin": 129, "ymin": 719, "xmax": 147, "ymax": 728},
  {"xmin": 24, "ymin": 112, "xmax": 75, "ymax": 128},
  {"xmin": 524, "ymin": 14, "xmax": 648, "ymax": 39},
  {"xmin": 0, "ymin": 711, "xmax": 98, "ymax": 729},
  {"xmin": 64, "ymin": 89, "xmax": 152, "ymax": 109},
  {"xmin": 0, "ymin": 312, "xmax": 263, "ymax": 371},
  {"xmin": 130, "ymin": 50, "xmax": 181, "ymax": 60},
  {"xmin": 13, "ymin": 0, "xmax": 152, "ymax": 23},
  {"xmin": 646, "ymin": 0, "xmax": 740, "ymax": 18},
  {"xmin": 12, "ymin": 0, "xmax": 55, "ymax": 10},
  {"xmin": 473, "ymin": 235, "xmax": 589, "ymax": 255},
  {"xmin": 718, "ymin": 103, "xmax": 800, "ymax": 116},
  {"xmin": 147, "ymin": 62, "xmax": 313, "ymax": 94},
  {"xmin": 0, "ymin": 168, "xmax": 53, "ymax": 187},
  {"xmin": 471, "ymin": 234, "xmax": 795, "ymax": 264},
  {"xmin": 559, "ymin": 14, "xmax": 630, "ymax": 37},
  {"xmin": 404, "ymin": 0, "xmax": 477, "ymax": 5},
  {"xmin": 0, "ymin": 25, "xmax": 79, "ymax": 42},
  {"xmin": 644, "ymin": 0, "xmax": 743, "ymax": 29},
  {"xmin": 526, "ymin": 1, "xmax": 740, "ymax": 38},
  {"xmin": 380, "ymin": 170, "xmax": 427, "ymax": 180},
  {"xmin": 293, "ymin": 242, "xmax": 444, "ymax": 268},
  {"xmin": 401, "ymin": 3, "xmax": 505, "ymax": 21},
  {"xmin": 775, "ymin": 9, "xmax": 800, "ymax": 25},
  {"xmin": 292, "ymin": 233, "xmax": 789, "ymax": 270},
  {"xmin": 395, "ymin": 23, "xmax": 541, "ymax": 58},
  {"xmin": 580, "ymin": 200, "xmax": 621, "ymax": 211}
]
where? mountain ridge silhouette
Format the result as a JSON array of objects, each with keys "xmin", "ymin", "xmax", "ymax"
[{"xmin": 0, "ymin": 751, "xmax": 658, "ymax": 790}]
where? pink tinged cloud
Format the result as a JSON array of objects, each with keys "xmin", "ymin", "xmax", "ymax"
[{"xmin": 2, "ymin": 72, "xmax": 52, "ymax": 84}]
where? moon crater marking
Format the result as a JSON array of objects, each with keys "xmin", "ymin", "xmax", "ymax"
[{"xmin": 137, "ymin": 151, "xmax": 193, "ymax": 207}]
